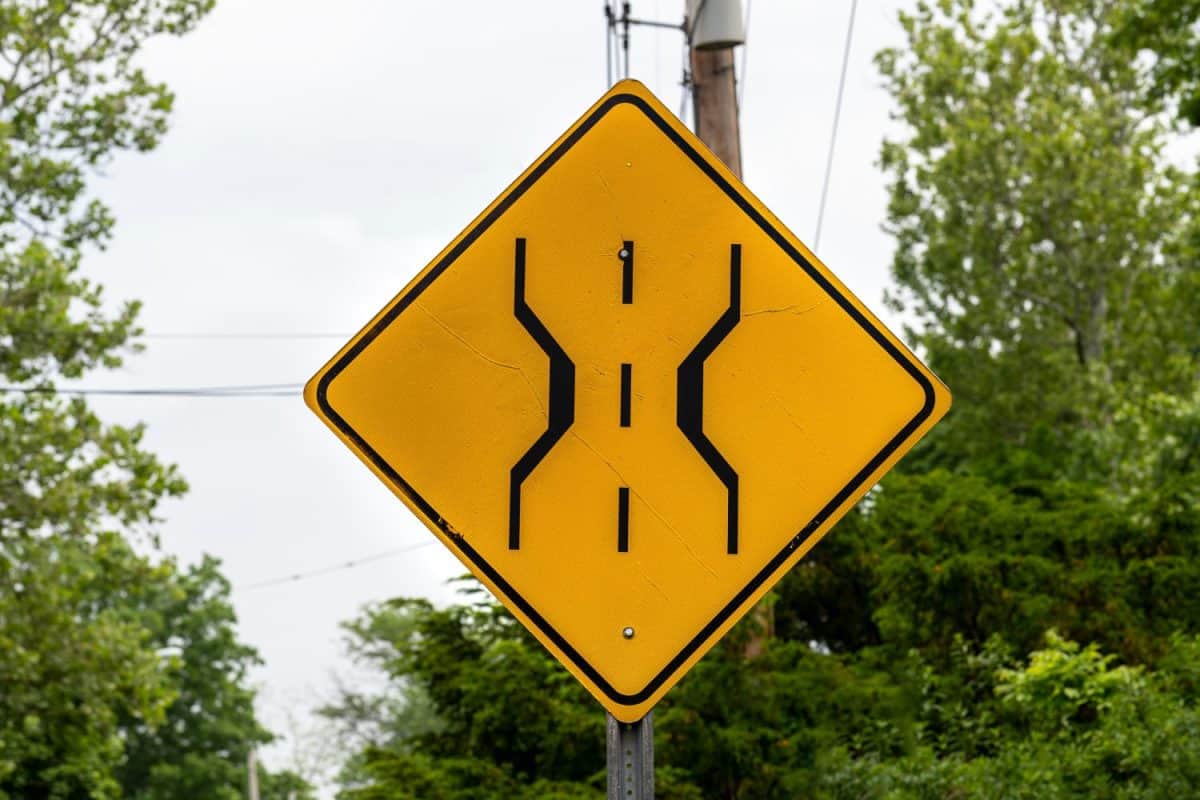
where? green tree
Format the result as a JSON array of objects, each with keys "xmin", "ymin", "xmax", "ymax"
[
  {"xmin": 323, "ymin": 1, "xmax": 1200, "ymax": 797},
  {"xmin": 876, "ymin": 0, "xmax": 1198, "ymax": 482},
  {"xmin": 322, "ymin": 591, "xmax": 605, "ymax": 800},
  {"xmin": 1115, "ymin": 0, "xmax": 1200, "ymax": 125},
  {"xmin": 0, "ymin": 2, "xmax": 310, "ymax": 797},
  {"xmin": 778, "ymin": 470, "xmax": 1200, "ymax": 665},
  {"xmin": 115, "ymin": 556, "xmax": 315, "ymax": 800},
  {"xmin": 323, "ymin": 586, "xmax": 917, "ymax": 800},
  {"xmin": 0, "ymin": 533, "xmax": 173, "ymax": 798},
  {"xmin": 817, "ymin": 633, "xmax": 1200, "ymax": 800},
  {"xmin": 771, "ymin": 0, "xmax": 1200, "ymax": 715}
]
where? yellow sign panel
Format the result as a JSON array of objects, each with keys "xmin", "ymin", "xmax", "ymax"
[{"xmin": 305, "ymin": 80, "xmax": 950, "ymax": 721}]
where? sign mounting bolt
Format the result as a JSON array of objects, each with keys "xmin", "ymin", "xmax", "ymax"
[{"xmin": 622, "ymin": 626, "xmax": 635, "ymax": 640}]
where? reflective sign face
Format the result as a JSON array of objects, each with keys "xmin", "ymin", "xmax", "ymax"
[{"xmin": 305, "ymin": 80, "xmax": 950, "ymax": 721}]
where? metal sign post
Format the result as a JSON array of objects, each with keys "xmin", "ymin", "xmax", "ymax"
[{"xmin": 608, "ymin": 712, "xmax": 653, "ymax": 799}]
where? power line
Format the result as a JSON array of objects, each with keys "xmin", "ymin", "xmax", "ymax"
[
  {"xmin": 813, "ymin": 0, "xmax": 859, "ymax": 254},
  {"xmin": 235, "ymin": 540, "xmax": 438, "ymax": 591},
  {"xmin": 679, "ymin": 19, "xmax": 692, "ymax": 121},
  {"xmin": 143, "ymin": 332, "xmax": 349, "ymax": 340},
  {"xmin": 0, "ymin": 383, "xmax": 303, "ymax": 398},
  {"xmin": 605, "ymin": 2, "xmax": 615, "ymax": 86}
]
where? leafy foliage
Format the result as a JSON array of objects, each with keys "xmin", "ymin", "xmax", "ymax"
[
  {"xmin": 1, "ymin": 0, "xmax": 214, "ymax": 384},
  {"xmin": 322, "ymin": 0, "xmax": 1200, "ymax": 797},
  {"xmin": 0, "ymin": 541, "xmax": 307, "ymax": 799},
  {"xmin": 115, "ymin": 556, "xmax": 294, "ymax": 800},
  {"xmin": 877, "ymin": 0, "xmax": 1197, "ymax": 483},
  {"xmin": 780, "ymin": 471, "xmax": 1200, "ymax": 664},
  {"xmin": 1114, "ymin": 0, "xmax": 1200, "ymax": 125},
  {"xmin": 819, "ymin": 633, "xmax": 1200, "ymax": 799},
  {"xmin": 0, "ymin": 1, "xmax": 311, "ymax": 797},
  {"xmin": 323, "ymin": 592, "xmax": 605, "ymax": 799},
  {"xmin": 0, "ymin": 534, "xmax": 173, "ymax": 799}
]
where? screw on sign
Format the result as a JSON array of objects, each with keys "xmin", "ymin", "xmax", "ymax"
[{"xmin": 305, "ymin": 80, "xmax": 950, "ymax": 724}]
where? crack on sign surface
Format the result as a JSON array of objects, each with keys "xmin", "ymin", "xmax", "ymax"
[
  {"xmin": 413, "ymin": 301, "xmax": 548, "ymax": 419},
  {"xmin": 596, "ymin": 170, "xmax": 617, "ymax": 202},
  {"xmin": 635, "ymin": 562, "xmax": 671, "ymax": 602},
  {"xmin": 768, "ymin": 392, "xmax": 813, "ymax": 497},
  {"xmin": 594, "ymin": 171, "xmax": 627, "ymax": 244},
  {"xmin": 770, "ymin": 391, "xmax": 807, "ymax": 432},
  {"xmin": 568, "ymin": 429, "xmax": 719, "ymax": 580},
  {"xmin": 742, "ymin": 302, "xmax": 822, "ymax": 318}
]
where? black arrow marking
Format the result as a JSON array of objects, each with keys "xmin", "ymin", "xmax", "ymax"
[
  {"xmin": 677, "ymin": 244, "xmax": 741, "ymax": 554},
  {"xmin": 509, "ymin": 237, "xmax": 576, "ymax": 550}
]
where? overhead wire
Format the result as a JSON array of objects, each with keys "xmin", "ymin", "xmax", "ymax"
[
  {"xmin": 143, "ymin": 332, "xmax": 349, "ymax": 340},
  {"xmin": 605, "ymin": 2, "xmax": 616, "ymax": 86},
  {"xmin": 622, "ymin": 2, "xmax": 631, "ymax": 79},
  {"xmin": 8, "ymin": 3, "xmax": 768, "ymax": 400},
  {"xmin": 0, "ymin": 383, "xmax": 303, "ymax": 398},
  {"xmin": 679, "ymin": 16, "xmax": 691, "ymax": 120},
  {"xmin": 679, "ymin": 0, "xmax": 708, "ymax": 122},
  {"xmin": 0, "ymin": 329, "xmax": 339, "ymax": 396},
  {"xmin": 235, "ymin": 540, "xmax": 438, "ymax": 591},
  {"xmin": 813, "ymin": 0, "xmax": 860, "ymax": 253},
  {"xmin": 0, "ymin": 334, "xmax": 334, "ymax": 398},
  {"xmin": 605, "ymin": 3, "xmax": 612, "ymax": 86}
]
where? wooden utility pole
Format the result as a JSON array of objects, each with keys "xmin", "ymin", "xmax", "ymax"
[
  {"xmin": 687, "ymin": 2, "xmax": 773, "ymax": 658},
  {"xmin": 690, "ymin": 46, "xmax": 742, "ymax": 179}
]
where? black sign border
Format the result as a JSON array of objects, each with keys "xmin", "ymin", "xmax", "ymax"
[{"xmin": 316, "ymin": 92, "xmax": 937, "ymax": 707}]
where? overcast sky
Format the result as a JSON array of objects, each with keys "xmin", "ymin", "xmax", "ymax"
[{"xmin": 82, "ymin": 0, "xmax": 915, "ymax": 790}]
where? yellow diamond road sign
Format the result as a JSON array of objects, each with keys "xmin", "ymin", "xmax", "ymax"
[{"xmin": 305, "ymin": 80, "xmax": 950, "ymax": 721}]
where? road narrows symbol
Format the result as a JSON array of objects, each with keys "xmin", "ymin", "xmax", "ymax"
[
  {"xmin": 677, "ymin": 243, "xmax": 742, "ymax": 555},
  {"xmin": 508, "ymin": 237, "xmax": 576, "ymax": 550},
  {"xmin": 509, "ymin": 238, "xmax": 744, "ymax": 556},
  {"xmin": 305, "ymin": 81, "xmax": 951, "ymax": 722}
]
